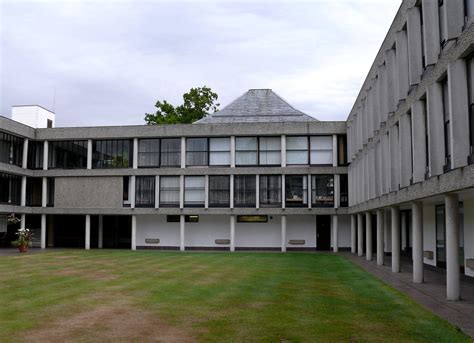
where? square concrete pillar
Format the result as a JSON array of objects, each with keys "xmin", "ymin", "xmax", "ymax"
[
  {"xmin": 20, "ymin": 176, "xmax": 26, "ymax": 207},
  {"xmin": 87, "ymin": 139, "xmax": 93, "ymax": 170},
  {"xmin": 230, "ymin": 136, "xmax": 236, "ymax": 168},
  {"xmin": 389, "ymin": 124, "xmax": 400, "ymax": 192},
  {"xmin": 255, "ymin": 175, "xmax": 260, "ymax": 209},
  {"xmin": 85, "ymin": 215, "xmax": 91, "ymax": 250},
  {"xmin": 391, "ymin": 206, "xmax": 400, "ymax": 273},
  {"xmin": 427, "ymin": 82, "xmax": 446, "ymax": 176},
  {"xmin": 357, "ymin": 213, "xmax": 364, "ymax": 257},
  {"xmin": 412, "ymin": 202, "xmax": 424, "ymax": 283},
  {"xmin": 361, "ymin": 99, "xmax": 368, "ymax": 144},
  {"xmin": 281, "ymin": 215, "xmax": 287, "ymax": 252},
  {"xmin": 374, "ymin": 140, "xmax": 381, "ymax": 198},
  {"xmin": 131, "ymin": 215, "xmax": 137, "ymax": 251},
  {"xmin": 407, "ymin": 6, "xmax": 423, "ymax": 85},
  {"xmin": 411, "ymin": 100, "xmax": 428, "ymax": 183},
  {"xmin": 43, "ymin": 141, "xmax": 48, "ymax": 170},
  {"xmin": 445, "ymin": 194, "xmax": 460, "ymax": 300},
  {"xmin": 368, "ymin": 146, "xmax": 375, "ymax": 199},
  {"xmin": 181, "ymin": 137, "xmax": 186, "ymax": 168},
  {"xmin": 365, "ymin": 212, "xmax": 372, "ymax": 261},
  {"xmin": 230, "ymin": 175, "xmax": 234, "ymax": 209},
  {"xmin": 396, "ymin": 29, "xmax": 410, "ymax": 101},
  {"xmin": 130, "ymin": 175, "xmax": 136, "ymax": 209},
  {"xmin": 179, "ymin": 175, "xmax": 184, "ymax": 209},
  {"xmin": 180, "ymin": 215, "xmax": 185, "ymax": 251},
  {"xmin": 399, "ymin": 113, "xmax": 412, "ymax": 188},
  {"xmin": 155, "ymin": 175, "xmax": 160, "ymax": 209},
  {"xmin": 281, "ymin": 135, "xmax": 286, "ymax": 167},
  {"xmin": 448, "ymin": 59, "xmax": 470, "ymax": 169},
  {"xmin": 41, "ymin": 214, "xmax": 46, "ymax": 249},
  {"xmin": 367, "ymin": 89, "xmax": 374, "ymax": 137},
  {"xmin": 41, "ymin": 177, "xmax": 47, "ymax": 207},
  {"xmin": 421, "ymin": 0, "xmax": 440, "ymax": 66},
  {"xmin": 332, "ymin": 215, "xmax": 338, "ymax": 253},
  {"xmin": 378, "ymin": 63, "xmax": 389, "ymax": 124},
  {"xmin": 376, "ymin": 209, "xmax": 384, "ymax": 266},
  {"xmin": 364, "ymin": 150, "xmax": 369, "ymax": 201},
  {"xmin": 133, "ymin": 138, "xmax": 138, "ymax": 169},
  {"xmin": 230, "ymin": 215, "xmax": 235, "ymax": 252},
  {"xmin": 22, "ymin": 139, "xmax": 28, "ymax": 169},
  {"xmin": 385, "ymin": 48, "xmax": 398, "ymax": 113},
  {"xmin": 351, "ymin": 214, "xmax": 357, "ymax": 253}
]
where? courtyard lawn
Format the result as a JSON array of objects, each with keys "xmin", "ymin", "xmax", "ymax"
[{"xmin": 0, "ymin": 251, "xmax": 469, "ymax": 342}]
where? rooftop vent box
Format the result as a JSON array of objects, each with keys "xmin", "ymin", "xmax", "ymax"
[{"xmin": 11, "ymin": 105, "xmax": 55, "ymax": 128}]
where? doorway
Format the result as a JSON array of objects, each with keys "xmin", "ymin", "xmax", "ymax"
[{"xmin": 316, "ymin": 215, "xmax": 331, "ymax": 251}]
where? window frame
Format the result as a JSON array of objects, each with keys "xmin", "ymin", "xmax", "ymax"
[
  {"xmin": 285, "ymin": 175, "xmax": 308, "ymax": 207},
  {"xmin": 92, "ymin": 139, "xmax": 131, "ymax": 169},
  {"xmin": 135, "ymin": 176, "xmax": 156, "ymax": 208},
  {"xmin": 235, "ymin": 137, "xmax": 258, "ymax": 167},
  {"xmin": 286, "ymin": 136, "xmax": 309, "ymax": 165},
  {"xmin": 258, "ymin": 136, "xmax": 281, "ymax": 166},
  {"xmin": 184, "ymin": 175, "xmax": 205, "ymax": 207},
  {"xmin": 310, "ymin": 136, "xmax": 333, "ymax": 166},
  {"xmin": 311, "ymin": 174, "xmax": 334, "ymax": 208},
  {"xmin": 209, "ymin": 137, "xmax": 231, "ymax": 167},
  {"xmin": 234, "ymin": 175, "xmax": 256, "ymax": 208},
  {"xmin": 138, "ymin": 138, "xmax": 160, "ymax": 168},
  {"xmin": 208, "ymin": 175, "xmax": 230, "ymax": 208},
  {"xmin": 159, "ymin": 176, "xmax": 180, "ymax": 208},
  {"xmin": 259, "ymin": 175, "xmax": 282, "ymax": 208},
  {"xmin": 160, "ymin": 138, "xmax": 181, "ymax": 168},
  {"xmin": 186, "ymin": 138, "xmax": 209, "ymax": 167}
]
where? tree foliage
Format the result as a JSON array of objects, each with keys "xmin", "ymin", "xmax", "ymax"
[{"xmin": 145, "ymin": 86, "xmax": 219, "ymax": 125}]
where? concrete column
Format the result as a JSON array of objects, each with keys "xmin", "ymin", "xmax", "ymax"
[
  {"xmin": 87, "ymin": 139, "xmax": 92, "ymax": 169},
  {"xmin": 427, "ymin": 82, "xmax": 445, "ymax": 176},
  {"xmin": 421, "ymin": 0, "xmax": 440, "ymax": 66},
  {"xmin": 230, "ymin": 215, "xmax": 235, "ymax": 252},
  {"xmin": 391, "ymin": 206, "xmax": 400, "ymax": 273},
  {"xmin": 98, "ymin": 215, "xmax": 103, "ymax": 249},
  {"xmin": 448, "ymin": 59, "xmax": 470, "ymax": 169},
  {"xmin": 396, "ymin": 29, "xmax": 409, "ymax": 101},
  {"xmin": 22, "ymin": 139, "xmax": 28, "ymax": 169},
  {"xmin": 131, "ymin": 214, "xmax": 136, "ymax": 251},
  {"xmin": 389, "ymin": 124, "xmax": 400, "ymax": 192},
  {"xmin": 281, "ymin": 215, "xmax": 287, "ymax": 252},
  {"xmin": 365, "ymin": 212, "xmax": 372, "ymax": 261},
  {"xmin": 357, "ymin": 213, "xmax": 364, "ymax": 257},
  {"xmin": 85, "ymin": 215, "xmax": 91, "ymax": 250},
  {"xmin": 180, "ymin": 214, "xmax": 185, "ymax": 251},
  {"xmin": 407, "ymin": 6, "xmax": 423, "ymax": 85},
  {"xmin": 130, "ymin": 175, "xmax": 136, "ymax": 209},
  {"xmin": 255, "ymin": 174, "xmax": 260, "ymax": 209},
  {"xmin": 21, "ymin": 176, "xmax": 26, "ymax": 206},
  {"xmin": 411, "ymin": 100, "xmax": 428, "ymax": 183},
  {"xmin": 351, "ymin": 214, "xmax": 356, "ymax": 253},
  {"xmin": 155, "ymin": 175, "xmax": 160, "ymax": 209},
  {"xmin": 445, "ymin": 194, "xmax": 460, "ymax": 301},
  {"xmin": 281, "ymin": 135, "xmax": 286, "ymax": 167},
  {"xmin": 230, "ymin": 175, "xmax": 234, "ymax": 209},
  {"xmin": 399, "ymin": 113, "xmax": 412, "ymax": 188},
  {"xmin": 41, "ymin": 177, "xmax": 47, "ymax": 207},
  {"xmin": 444, "ymin": 0, "xmax": 465, "ymax": 41},
  {"xmin": 20, "ymin": 214, "xmax": 25, "ymax": 229},
  {"xmin": 332, "ymin": 215, "xmax": 338, "ymax": 253},
  {"xmin": 332, "ymin": 135, "xmax": 338, "ymax": 167},
  {"xmin": 412, "ymin": 202, "xmax": 424, "ymax": 283},
  {"xmin": 179, "ymin": 175, "xmax": 184, "ymax": 209},
  {"xmin": 204, "ymin": 175, "xmax": 209, "ymax": 209},
  {"xmin": 43, "ymin": 141, "xmax": 48, "ymax": 170},
  {"xmin": 334, "ymin": 174, "xmax": 340, "ymax": 208},
  {"xmin": 385, "ymin": 48, "xmax": 398, "ymax": 114},
  {"xmin": 41, "ymin": 214, "xmax": 46, "ymax": 249},
  {"xmin": 181, "ymin": 137, "xmax": 186, "ymax": 168},
  {"xmin": 373, "ymin": 78, "xmax": 381, "ymax": 131},
  {"xmin": 133, "ymin": 138, "xmax": 138, "ymax": 169},
  {"xmin": 281, "ymin": 175, "xmax": 286, "ymax": 209},
  {"xmin": 376, "ymin": 209, "xmax": 384, "ymax": 266},
  {"xmin": 307, "ymin": 173, "xmax": 312, "ymax": 209},
  {"xmin": 230, "ymin": 136, "xmax": 236, "ymax": 168}
]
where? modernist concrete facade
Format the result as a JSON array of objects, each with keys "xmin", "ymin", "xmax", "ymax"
[{"xmin": 1, "ymin": 0, "xmax": 474, "ymax": 301}]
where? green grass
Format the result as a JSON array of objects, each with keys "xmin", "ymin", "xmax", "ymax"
[{"xmin": 0, "ymin": 250, "xmax": 469, "ymax": 342}]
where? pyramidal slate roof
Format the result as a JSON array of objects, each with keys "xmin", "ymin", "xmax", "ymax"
[{"xmin": 195, "ymin": 89, "xmax": 318, "ymax": 124}]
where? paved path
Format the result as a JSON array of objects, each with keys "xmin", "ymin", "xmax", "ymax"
[{"xmin": 344, "ymin": 252, "xmax": 474, "ymax": 339}]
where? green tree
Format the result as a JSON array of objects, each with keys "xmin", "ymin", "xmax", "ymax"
[{"xmin": 145, "ymin": 86, "xmax": 219, "ymax": 125}]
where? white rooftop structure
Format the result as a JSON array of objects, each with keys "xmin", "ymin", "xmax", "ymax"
[{"xmin": 11, "ymin": 105, "xmax": 55, "ymax": 129}]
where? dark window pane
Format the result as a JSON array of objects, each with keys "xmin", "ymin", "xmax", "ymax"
[
  {"xmin": 311, "ymin": 175, "xmax": 334, "ymax": 207},
  {"xmin": 50, "ymin": 140, "xmax": 88, "ymax": 169},
  {"xmin": 160, "ymin": 138, "xmax": 181, "ymax": 167},
  {"xmin": 285, "ymin": 175, "xmax": 307, "ymax": 207},
  {"xmin": 209, "ymin": 175, "xmax": 230, "ymax": 207},
  {"xmin": 27, "ymin": 141, "xmax": 44, "ymax": 169},
  {"xmin": 259, "ymin": 175, "xmax": 281, "ymax": 207},
  {"xmin": 234, "ymin": 175, "xmax": 256, "ymax": 207},
  {"xmin": 138, "ymin": 139, "xmax": 160, "ymax": 167},
  {"xmin": 92, "ymin": 139, "xmax": 131, "ymax": 168},
  {"xmin": 136, "ymin": 176, "xmax": 155, "ymax": 208},
  {"xmin": 0, "ymin": 172, "xmax": 21, "ymax": 205},
  {"xmin": 186, "ymin": 138, "xmax": 208, "ymax": 166},
  {"xmin": 0, "ymin": 131, "xmax": 23, "ymax": 167}
]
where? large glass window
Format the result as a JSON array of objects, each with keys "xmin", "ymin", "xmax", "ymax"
[
  {"xmin": 285, "ymin": 175, "xmax": 307, "ymax": 207},
  {"xmin": 310, "ymin": 136, "xmax": 333, "ymax": 165},
  {"xmin": 138, "ymin": 139, "xmax": 160, "ymax": 168},
  {"xmin": 209, "ymin": 138, "xmax": 230, "ymax": 166},
  {"xmin": 441, "ymin": 78, "xmax": 451, "ymax": 171},
  {"xmin": 259, "ymin": 175, "xmax": 281, "ymax": 207},
  {"xmin": 259, "ymin": 137, "xmax": 281, "ymax": 165},
  {"xmin": 184, "ymin": 176, "xmax": 205, "ymax": 207},
  {"xmin": 50, "ymin": 140, "xmax": 88, "ymax": 169},
  {"xmin": 26, "ymin": 177, "xmax": 42, "ymax": 207},
  {"xmin": 160, "ymin": 138, "xmax": 181, "ymax": 167},
  {"xmin": 186, "ymin": 138, "xmax": 208, "ymax": 166},
  {"xmin": 0, "ymin": 172, "xmax": 21, "ymax": 205},
  {"xmin": 234, "ymin": 175, "xmax": 256, "ymax": 207},
  {"xmin": 340, "ymin": 174, "xmax": 348, "ymax": 207},
  {"xmin": 0, "ymin": 131, "xmax": 23, "ymax": 167},
  {"xmin": 135, "ymin": 176, "xmax": 155, "ymax": 208},
  {"xmin": 311, "ymin": 175, "xmax": 334, "ymax": 207},
  {"xmin": 27, "ymin": 141, "xmax": 43, "ymax": 170},
  {"xmin": 236, "ymin": 137, "xmax": 257, "ymax": 166},
  {"xmin": 209, "ymin": 175, "xmax": 230, "ymax": 207},
  {"xmin": 286, "ymin": 136, "xmax": 308, "ymax": 165},
  {"xmin": 92, "ymin": 139, "xmax": 131, "ymax": 168},
  {"xmin": 160, "ymin": 176, "xmax": 180, "ymax": 207}
]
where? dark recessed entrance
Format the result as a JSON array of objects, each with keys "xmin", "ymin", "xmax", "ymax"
[{"xmin": 316, "ymin": 215, "xmax": 331, "ymax": 251}]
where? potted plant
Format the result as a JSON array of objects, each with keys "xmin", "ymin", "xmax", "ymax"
[{"xmin": 11, "ymin": 228, "xmax": 32, "ymax": 253}]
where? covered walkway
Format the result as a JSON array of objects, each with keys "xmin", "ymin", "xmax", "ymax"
[{"xmin": 345, "ymin": 253, "xmax": 474, "ymax": 338}]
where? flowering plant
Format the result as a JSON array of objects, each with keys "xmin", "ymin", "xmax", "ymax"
[
  {"xmin": 7, "ymin": 214, "xmax": 21, "ymax": 225},
  {"xmin": 11, "ymin": 228, "xmax": 32, "ymax": 248}
]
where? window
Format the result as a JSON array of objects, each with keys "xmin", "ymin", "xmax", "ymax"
[
  {"xmin": 160, "ymin": 176, "xmax": 180, "ymax": 207},
  {"xmin": 186, "ymin": 138, "xmax": 208, "ymax": 166},
  {"xmin": 209, "ymin": 175, "xmax": 230, "ymax": 207},
  {"xmin": 259, "ymin": 175, "xmax": 281, "ymax": 207},
  {"xmin": 0, "ymin": 172, "xmax": 21, "ymax": 205},
  {"xmin": 0, "ymin": 131, "xmax": 23, "ymax": 167},
  {"xmin": 50, "ymin": 140, "xmax": 88, "ymax": 169},
  {"xmin": 167, "ymin": 215, "xmax": 199, "ymax": 223},
  {"xmin": 236, "ymin": 137, "xmax": 257, "ymax": 166},
  {"xmin": 237, "ymin": 215, "xmax": 268, "ymax": 223},
  {"xmin": 285, "ymin": 175, "xmax": 307, "ymax": 207},
  {"xmin": 441, "ymin": 78, "xmax": 451, "ymax": 171},
  {"xmin": 138, "ymin": 139, "xmax": 160, "ymax": 167},
  {"xmin": 259, "ymin": 137, "xmax": 281, "ymax": 165},
  {"xmin": 92, "ymin": 139, "xmax": 131, "ymax": 168},
  {"xmin": 311, "ymin": 175, "xmax": 334, "ymax": 207},
  {"xmin": 27, "ymin": 141, "xmax": 43, "ymax": 169},
  {"xmin": 135, "ymin": 176, "xmax": 155, "ymax": 208},
  {"xmin": 47, "ymin": 119, "xmax": 53, "ymax": 128},
  {"xmin": 26, "ymin": 177, "xmax": 42, "ymax": 207},
  {"xmin": 286, "ymin": 136, "xmax": 308, "ymax": 165},
  {"xmin": 47, "ymin": 178, "xmax": 55, "ymax": 207},
  {"xmin": 310, "ymin": 136, "xmax": 333, "ymax": 165},
  {"xmin": 160, "ymin": 138, "xmax": 181, "ymax": 167},
  {"xmin": 209, "ymin": 138, "xmax": 230, "ymax": 166},
  {"xmin": 340, "ymin": 174, "xmax": 348, "ymax": 207},
  {"xmin": 234, "ymin": 175, "xmax": 256, "ymax": 207},
  {"xmin": 184, "ymin": 176, "xmax": 205, "ymax": 207},
  {"xmin": 123, "ymin": 176, "xmax": 131, "ymax": 207},
  {"xmin": 467, "ymin": 55, "xmax": 474, "ymax": 164},
  {"xmin": 337, "ymin": 135, "xmax": 347, "ymax": 166}
]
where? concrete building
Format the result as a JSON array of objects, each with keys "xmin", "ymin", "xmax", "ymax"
[{"xmin": 1, "ymin": 0, "xmax": 474, "ymax": 301}]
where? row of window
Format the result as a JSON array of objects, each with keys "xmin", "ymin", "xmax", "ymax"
[
  {"xmin": 126, "ymin": 174, "xmax": 348, "ymax": 208},
  {"xmin": 17, "ymin": 135, "xmax": 348, "ymax": 170},
  {"xmin": 0, "ymin": 173, "xmax": 55, "ymax": 207}
]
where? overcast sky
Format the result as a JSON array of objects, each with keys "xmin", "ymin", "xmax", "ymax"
[{"xmin": 0, "ymin": 0, "xmax": 401, "ymax": 127}]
